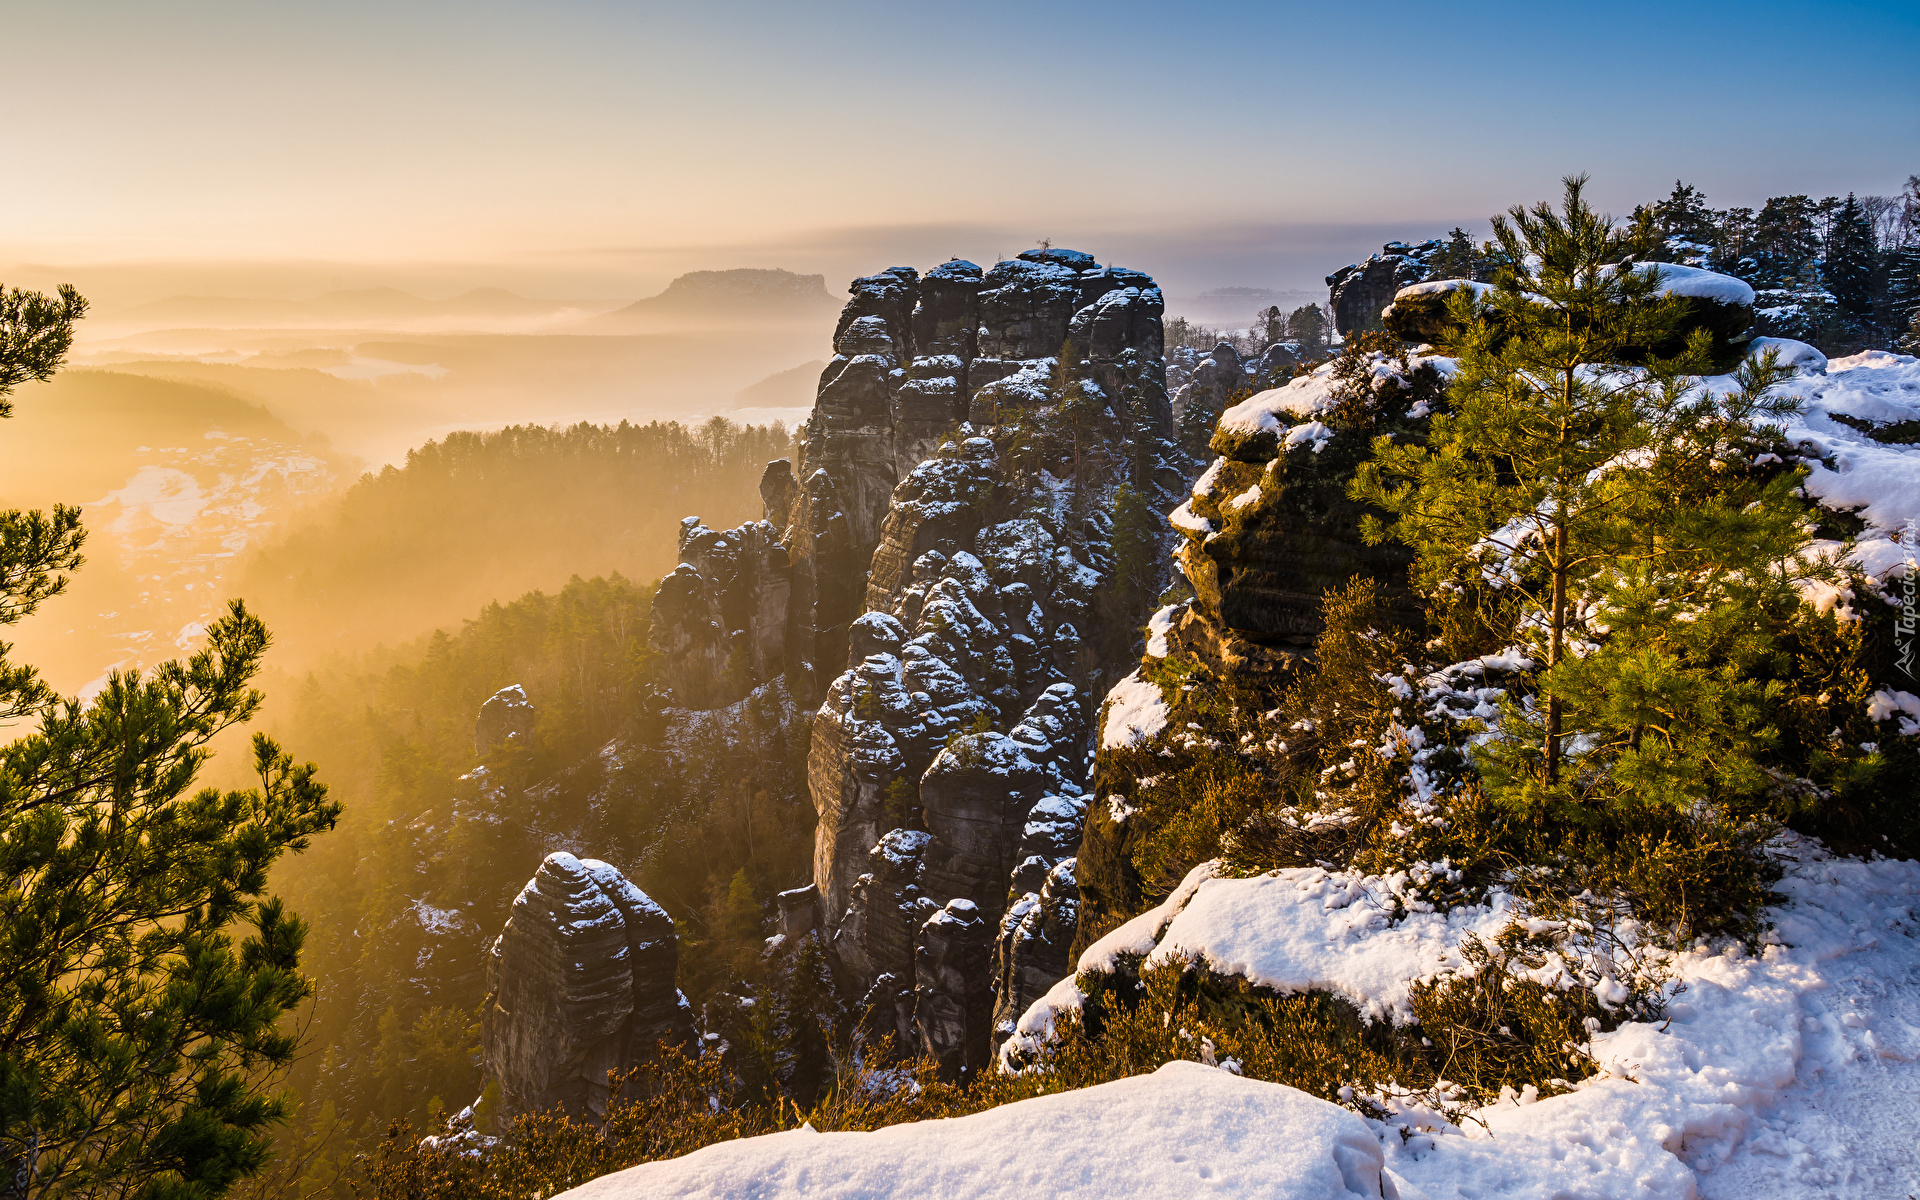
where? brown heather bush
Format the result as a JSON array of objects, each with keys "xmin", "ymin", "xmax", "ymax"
[
  {"xmin": 356, "ymin": 1038, "xmax": 986, "ymax": 1200},
  {"xmin": 361, "ymin": 942, "xmax": 1631, "ymax": 1199}
]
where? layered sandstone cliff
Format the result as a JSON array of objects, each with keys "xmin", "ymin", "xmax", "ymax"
[
  {"xmin": 480, "ymin": 852, "xmax": 695, "ymax": 1122},
  {"xmin": 1325, "ymin": 240, "xmax": 1444, "ymax": 336},
  {"xmin": 586, "ymin": 248, "xmax": 1177, "ymax": 1077},
  {"xmin": 786, "ymin": 249, "xmax": 1175, "ymax": 1073}
]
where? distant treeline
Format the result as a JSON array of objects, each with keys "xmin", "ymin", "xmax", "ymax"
[
  {"xmin": 1433, "ymin": 178, "xmax": 1920, "ymax": 355},
  {"xmin": 238, "ymin": 416, "xmax": 796, "ymax": 665}
]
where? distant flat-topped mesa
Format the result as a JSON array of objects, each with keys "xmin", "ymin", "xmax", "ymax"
[{"xmin": 599, "ymin": 268, "xmax": 843, "ymax": 323}]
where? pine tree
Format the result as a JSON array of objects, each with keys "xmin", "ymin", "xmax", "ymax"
[
  {"xmin": 1716, "ymin": 206, "xmax": 1757, "ymax": 272},
  {"xmin": 1258, "ymin": 305, "xmax": 1284, "ymax": 347},
  {"xmin": 1823, "ymin": 193, "xmax": 1878, "ymax": 320},
  {"xmin": 1107, "ymin": 483, "xmax": 1163, "ymax": 642},
  {"xmin": 1747, "ymin": 195, "xmax": 1821, "ymax": 288},
  {"xmin": 1430, "ymin": 228, "xmax": 1478, "ymax": 281},
  {"xmin": 1350, "ymin": 176, "xmax": 1810, "ymax": 808},
  {"xmin": 0, "ymin": 285, "xmax": 338, "ymax": 1196},
  {"xmin": 1284, "ymin": 304, "xmax": 1329, "ymax": 355},
  {"xmin": 1886, "ymin": 244, "xmax": 1920, "ymax": 335},
  {"xmin": 1650, "ymin": 180, "xmax": 1716, "ymax": 247},
  {"xmin": 1051, "ymin": 340, "xmax": 1113, "ymax": 498}
]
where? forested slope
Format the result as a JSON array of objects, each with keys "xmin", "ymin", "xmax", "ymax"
[{"xmin": 235, "ymin": 418, "xmax": 793, "ymax": 665}]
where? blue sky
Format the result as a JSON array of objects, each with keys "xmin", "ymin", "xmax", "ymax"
[{"xmin": 2, "ymin": 0, "xmax": 1914, "ymax": 296}]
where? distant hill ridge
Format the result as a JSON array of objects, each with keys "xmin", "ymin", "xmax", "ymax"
[{"xmin": 601, "ymin": 268, "xmax": 842, "ymax": 322}]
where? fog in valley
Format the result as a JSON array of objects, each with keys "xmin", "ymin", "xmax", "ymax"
[{"xmin": 0, "ymin": 267, "xmax": 837, "ymax": 694}]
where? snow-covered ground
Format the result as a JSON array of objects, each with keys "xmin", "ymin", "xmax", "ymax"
[
  {"xmin": 1766, "ymin": 346, "xmax": 1920, "ymax": 548},
  {"xmin": 993, "ymin": 838, "xmax": 1919, "ymax": 1200},
  {"xmin": 560, "ymin": 1060, "xmax": 1394, "ymax": 1200},
  {"xmin": 544, "ymin": 839, "xmax": 1917, "ymax": 1199}
]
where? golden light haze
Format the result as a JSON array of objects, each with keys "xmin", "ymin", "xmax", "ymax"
[
  {"xmin": 8, "ymin": 0, "xmax": 1914, "ymax": 297},
  {"xmin": 1, "ymin": 0, "xmax": 1916, "ymax": 698}
]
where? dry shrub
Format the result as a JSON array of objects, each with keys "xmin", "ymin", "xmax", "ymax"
[
  {"xmin": 356, "ymin": 1038, "xmax": 981, "ymax": 1200},
  {"xmin": 1000, "ymin": 942, "xmax": 1632, "ymax": 1127}
]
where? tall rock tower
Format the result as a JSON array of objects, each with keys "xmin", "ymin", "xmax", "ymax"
[{"xmin": 762, "ymin": 249, "xmax": 1176, "ymax": 1077}]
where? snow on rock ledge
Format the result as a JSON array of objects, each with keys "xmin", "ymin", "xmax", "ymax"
[
  {"xmin": 1626, "ymin": 261, "xmax": 1758, "ymax": 307},
  {"xmin": 1098, "ymin": 669, "xmax": 1170, "ymax": 749},
  {"xmin": 1211, "ymin": 354, "xmax": 1455, "ymax": 462},
  {"xmin": 1004, "ymin": 861, "xmax": 1506, "ymax": 1055},
  {"xmin": 553, "ymin": 1061, "xmax": 1392, "ymax": 1200}
]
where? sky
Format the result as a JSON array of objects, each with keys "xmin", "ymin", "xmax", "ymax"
[{"xmin": 2, "ymin": 0, "xmax": 1916, "ymax": 302}]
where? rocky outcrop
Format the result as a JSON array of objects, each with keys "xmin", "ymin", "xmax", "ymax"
[
  {"xmin": 913, "ymin": 898, "xmax": 995, "ymax": 1078},
  {"xmin": 834, "ymin": 828, "xmax": 933, "ymax": 1050},
  {"xmin": 1170, "ymin": 354, "xmax": 1440, "ymax": 670},
  {"xmin": 794, "ymin": 249, "xmax": 1173, "ymax": 1074},
  {"xmin": 990, "ymin": 858, "xmax": 1079, "ymax": 1048},
  {"xmin": 1326, "ymin": 240, "xmax": 1443, "ymax": 336},
  {"xmin": 918, "ymin": 684, "xmax": 1085, "ymax": 918},
  {"xmin": 775, "ymin": 884, "xmax": 822, "ymax": 940},
  {"xmin": 481, "ymin": 852, "xmax": 695, "ymax": 1122},
  {"xmin": 1171, "ymin": 341, "xmax": 1244, "ymax": 452},
  {"xmin": 776, "ymin": 251, "xmax": 1171, "ymax": 705},
  {"xmin": 475, "ymin": 684, "xmax": 535, "ymax": 756},
  {"xmin": 1384, "ymin": 265, "xmax": 1757, "ymax": 369},
  {"xmin": 1071, "ymin": 347, "xmax": 1447, "ymax": 957},
  {"xmin": 647, "ymin": 516, "xmax": 792, "ymax": 709},
  {"xmin": 1380, "ymin": 278, "xmax": 1491, "ymax": 347},
  {"xmin": 1251, "ymin": 339, "xmax": 1304, "ymax": 384}
]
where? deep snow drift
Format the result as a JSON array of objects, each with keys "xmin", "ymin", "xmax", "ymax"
[{"xmin": 559, "ymin": 1060, "xmax": 1391, "ymax": 1200}]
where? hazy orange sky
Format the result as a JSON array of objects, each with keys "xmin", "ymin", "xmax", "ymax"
[{"xmin": 5, "ymin": 0, "xmax": 1916, "ymax": 300}]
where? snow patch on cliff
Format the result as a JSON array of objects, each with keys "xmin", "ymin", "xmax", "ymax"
[{"xmin": 1100, "ymin": 670, "xmax": 1170, "ymax": 749}]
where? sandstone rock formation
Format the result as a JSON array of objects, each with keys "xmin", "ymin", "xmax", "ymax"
[
  {"xmin": 1383, "ymin": 264, "xmax": 1757, "ymax": 369},
  {"xmin": 647, "ymin": 516, "xmax": 793, "ymax": 709},
  {"xmin": 605, "ymin": 249, "xmax": 1171, "ymax": 1073},
  {"xmin": 1251, "ymin": 339, "xmax": 1304, "ymax": 384},
  {"xmin": 989, "ymin": 858, "xmax": 1079, "ymax": 1050},
  {"xmin": 481, "ymin": 852, "xmax": 695, "ymax": 1122},
  {"xmin": 913, "ymin": 898, "xmax": 995, "ymax": 1078},
  {"xmin": 1171, "ymin": 340, "xmax": 1244, "ymax": 452},
  {"xmin": 772, "ymin": 251, "xmax": 1171, "ymax": 705},
  {"xmin": 475, "ymin": 684, "xmax": 535, "ymax": 756},
  {"xmin": 1379, "ymin": 278, "xmax": 1492, "ymax": 347},
  {"xmin": 1072, "ymin": 347, "xmax": 1445, "ymax": 956},
  {"xmin": 1163, "ymin": 353, "xmax": 1439, "ymax": 680},
  {"xmin": 1325, "ymin": 240, "xmax": 1443, "ymax": 335},
  {"xmin": 790, "ymin": 249, "xmax": 1173, "ymax": 1073}
]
